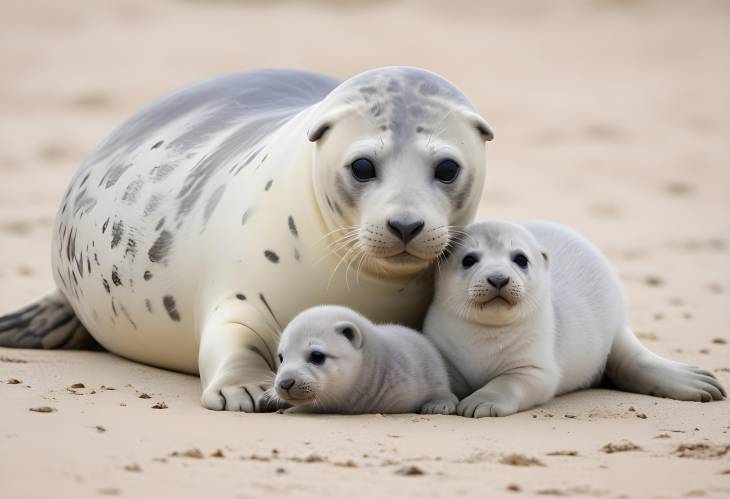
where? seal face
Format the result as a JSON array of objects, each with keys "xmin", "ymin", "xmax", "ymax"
[
  {"xmin": 424, "ymin": 220, "xmax": 726, "ymax": 418},
  {"xmin": 0, "ymin": 67, "xmax": 493, "ymax": 412},
  {"xmin": 270, "ymin": 305, "xmax": 457, "ymax": 415}
]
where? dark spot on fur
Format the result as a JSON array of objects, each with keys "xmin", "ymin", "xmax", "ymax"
[
  {"xmin": 94, "ymin": 253, "xmax": 100, "ymax": 266},
  {"xmin": 264, "ymin": 250, "xmax": 279, "ymax": 263},
  {"xmin": 163, "ymin": 295, "xmax": 180, "ymax": 322},
  {"xmin": 111, "ymin": 267, "xmax": 122, "ymax": 287},
  {"xmin": 241, "ymin": 209, "xmax": 252, "ymax": 225},
  {"xmin": 288, "ymin": 216, "xmax": 298, "ymax": 237},
  {"xmin": 202, "ymin": 185, "xmax": 225, "ymax": 228},
  {"xmin": 294, "ymin": 248, "xmax": 301, "ymax": 261},
  {"xmin": 360, "ymin": 86, "xmax": 378, "ymax": 95},
  {"xmin": 265, "ymin": 179, "xmax": 273, "ymax": 191},
  {"xmin": 143, "ymin": 270, "xmax": 152, "ymax": 281},
  {"xmin": 155, "ymin": 217, "xmax": 165, "ymax": 231},
  {"xmin": 144, "ymin": 194, "xmax": 164, "ymax": 216},
  {"xmin": 124, "ymin": 238, "xmax": 137, "ymax": 259},
  {"xmin": 111, "ymin": 298, "xmax": 117, "ymax": 317},
  {"xmin": 333, "ymin": 202, "xmax": 344, "ymax": 217},
  {"xmin": 102, "ymin": 163, "xmax": 133, "ymax": 189},
  {"xmin": 79, "ymin": 172, "xmax": 91, "ymax": 187},
  {"xmin": 236, "ymin": 293, "xmax": 246, "ymax": 301},
  {"xmin": 148, "ymin": 230, "xmax": 173, "ymax": 263},
  {"xmin": 151, "ymin": 140, "xmax": 164, "ymax": 150},
  {"xmin": 145, "ymin": 299, "xmax": 153, "ymax": 313},
  {"xmin": 102, "ymin": 279, "xmax": 110, "ymax": 293},
  {"xmin": 110, "ymin": 220, "xmax": 124, "ymax": 248},
  {"xmin": 122, "ymin": 177, "xmax": 144, "ymax": 204}
]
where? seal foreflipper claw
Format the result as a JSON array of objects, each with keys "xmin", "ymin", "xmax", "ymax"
[{"xmin": 0, "ymin": 288, "xmax": 99, "ymax": 350}]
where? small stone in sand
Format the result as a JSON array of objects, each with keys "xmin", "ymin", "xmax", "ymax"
[
  {"xmin": 0, "ymin": 355, "xmax": 28, "ymax": 363},
  {"xmin": 151, "ymin": 402, "xmax": 168, "ymax": 409},
  {"xmin": 98, "ymin": 487, "xmax": 120, "ymax": 496},
  {"xmin": 334, "ymin": 460, "xmax": 358, "ymax": 468},
  {"xmin": 506, "ymin": 484, "xmax": 521, "ymax": 492},
  {"xmin": 396, "ymin": 465, "xmax": 425, "ymax": 476},
  {"xmin": 7, "ymin": 378, "xmax": 22, "ymax": 384},
  {"xmin": 628, "ymin": 406, "xmax": 636, "ymax": 412},
  {"xmin": 275, "ymin": 467, "xmax": 287, "ymax": 474},
  {"xmin": 644, "ymin": 275, "xmax": 663, "ymax": 287},
  {"xmin": 699, "ymin": 349, "xmax": 710, "ymax": 355},
  {"xmin": 70, "ymin": 383, "xmax": 85, "ymax": 389},
  {"xmin": 172, "ymin": 448, "xmax": 204, "ymax": 459},
  {"xmin": 654, "ymin": 433, "xmax": 671, "ymax": 439},
  {"xmin": 101, "ymin": 385, "xmax": 116, "ymax": 391},
  {"xmin": 712, "ymin": 338, "xmax": 727, "ymax": 344},
  {"xmin": 211, "ymin": 449, "xmax": 224, "ymax": 458},
  {"xmin": 139, "ymin": 393, "xmax": 151, "ymax": 399},
  {"xmin": 547, "ymin": 450, "xmax": 578, "ymax": 456},
  {"xmin": 719, "ymin": 469, "xmax": 730, "ymax": 475},
  {"xmin": 29, "ymin": 406, "xmax": 56, "ymax": 413},
  {"xmin": 601, "ymin": 440, "xmax": 641, "ymax": 453},
  {"xmin": 500, "ymin": 453, "xmax": 545, "ymax": 467},
  {"xmin": 564, "ymin": 414, "xmax": 577, "ymax": 419},
  {"xmin": 673, "ymin": 443, "xmax": 730, "ymax": 459},
  {"xmin": 636, "ymin": 413, "xmax": 648, "ymax": 419},
  {"xmin": 124, "ymin": 464, "xmax": 141, "ymax": 472},
  {"xmin": 96, "ymin": 425, "xmax": 107, "ymax": 433}
]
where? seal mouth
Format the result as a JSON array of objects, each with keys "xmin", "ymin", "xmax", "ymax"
[
  {"xmin": 475, "ymin": 295, "xmax": 514, "ymax": 309},
  {"xmin": 384, "ymin": 251, "xmax": 426, "ymax": 264}
]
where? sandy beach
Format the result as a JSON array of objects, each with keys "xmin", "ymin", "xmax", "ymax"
[{"xmin": 1, "ymin": 0, "xmax": 729, "ymax": 497}]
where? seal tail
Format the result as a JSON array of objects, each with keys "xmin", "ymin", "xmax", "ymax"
[
  {"xmin": 0, "ymin": 289, "xmax": 99, "ymax": 350},
  {"xmin": 605, "ymin": 325, "xmax": 725, "ymax": 402}
]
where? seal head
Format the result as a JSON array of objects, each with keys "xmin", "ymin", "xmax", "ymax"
[
  {"xmin": 308, "ymin": 67, "xmax": 493, "ymax": 277},
  {"xmin": 437, "ymin": 221, "xmax": 549, "ymax": 326}
]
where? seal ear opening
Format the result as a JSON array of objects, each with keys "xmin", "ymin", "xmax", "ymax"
[
  {"xmin": 541, "ymin": 250, "xmax": 549, "ymax": 268},
  {"xmin": 462, "ymin": 110, "xmax": 494, "ymax": 142},
  {"xmin": 334, "ymin": 321, "xmax": 363, "ymax": 350},
  {"xmin": 307, "ymin": 121, "xmax": 331, "ymax": 142}
]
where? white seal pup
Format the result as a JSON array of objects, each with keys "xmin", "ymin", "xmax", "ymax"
[
  {"xmin": 0, "ymin": 67, "xmax": 493, "ymax": 412},
  {"xmin": 424, "ymin": 220, "xmax": 726, "ymax": 418},
  {"xmin": 268, "ymin": 305, "xmax": 457, "ymax": 414}
]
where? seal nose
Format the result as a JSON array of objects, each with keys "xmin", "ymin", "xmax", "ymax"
[
  {"xmin": 487, "ymin": 274, "xmax": 510, "ymax": 289},
  {"xmin": 387, "ymin": 219, "xmax": 425, "ymax": 244},
  {"xmin": 278, "ymin": 378, "xmax": 295, "ymax": 391}
]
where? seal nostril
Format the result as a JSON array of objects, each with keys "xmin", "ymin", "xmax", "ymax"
[
  {"xmin": 487, "ymin": 274, "xmax": 510, "ymax": 289},
  {"xmin": 386, "ymin": 219, "xmax": 425, "ymax": 245},
  {"xmin": 278, "ymin": 378, "xmax": 295, "ymax": 391}
]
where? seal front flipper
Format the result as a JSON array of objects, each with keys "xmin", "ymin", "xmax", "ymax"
[
  {"xmin": 0, "ymin": 288, "xmax": 97, "ymax": 350},
  {"xmin": 198, "ymin": 298, "xmax": 285, "ymax": 412}
]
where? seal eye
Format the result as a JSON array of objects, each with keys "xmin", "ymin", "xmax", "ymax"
[
  {"xmin": 513, "ymin": 253, "xmax": 529, "ymax": 269},
  {"xmin": 350, "ymin": 158, "xmax": 376, "ymax": 181},
  {"xmin": 278, "ymin": 354, "xmax": 283, "ymax": 363},
  {"xmin": 462, "ymin": 253, "xmax": 479, "ymax": 268},
  {"xmin": 309, "ymin": 351, "xmax": 326, "ymax": 365},
  {"xmin": 434, "ymin": 159, "xmax": 460, "ymax": 183}
]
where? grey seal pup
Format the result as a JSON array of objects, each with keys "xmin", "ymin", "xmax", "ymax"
[
  {"xmin": 269, "ymin": 305, "xmax": 458, "ymax": 414},
  {"xmin": 424, "ymin": 220, "xmax": 725, "ymax": 417}
]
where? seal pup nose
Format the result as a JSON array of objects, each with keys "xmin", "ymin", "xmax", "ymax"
[
  {"xmin": 387, "ymin": 219, "xmax": 425, "ymax": 244},
  {"xmin": 278, "ymin": 378, "xmax": 295, "ymax": 391},
  {"xmin": 487, "ymin": 274, "xmax": 510, "ymax": 289}
]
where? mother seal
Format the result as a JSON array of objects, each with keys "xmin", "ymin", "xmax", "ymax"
[{"xmin": 0, "ymin": 67, "xmax": 493, "ymax": 411}]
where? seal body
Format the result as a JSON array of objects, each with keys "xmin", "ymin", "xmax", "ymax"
[
  {"xmin": 271, "ymin": 305, "xmax": 457, "ymax": 414},
  {"xmin": 1, "ymin": 67, "xmax": 492, "ymax": 411},
  {"xmin": 424, "ymin": 220, "xmax": 726, "ymax": 417}
]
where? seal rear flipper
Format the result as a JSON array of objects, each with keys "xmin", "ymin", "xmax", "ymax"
[{"xmin": 0, "ymin": 289, "xmax": 100, "ymax": 350}]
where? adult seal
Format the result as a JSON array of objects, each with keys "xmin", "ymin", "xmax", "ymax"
[
  {"xmin": 424, "ymin": 220, "xmax": 725, "ymax": 418},
  {"xmin": 0, "ymin": 67, "xmax": 493, "ymax": 411}
]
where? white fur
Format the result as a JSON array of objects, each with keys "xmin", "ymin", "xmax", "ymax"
[
  {"xmin": 424, "ymin": 220, "xmax": 726, "ymax": 418},
  {"xmin": 269, "ymin": 305, "xmax": 457, "ymax": 414}
]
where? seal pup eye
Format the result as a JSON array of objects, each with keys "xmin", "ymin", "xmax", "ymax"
[
  {"xmin": 462, "ymin": 253, "xmax": 479, "ymax": 268},
  {"xmin": 434, "ymin": 159, "xmax": 460, "ymax": 183},
  {"xmin": 350, "ymin": 158, "xmax": 376, "ymax": 181},
  {"xmin": 278, "ymin": 354, "xmax": 283, "ymax": 363},
  {"xmin": 512, "ymin": 253, "xmax": 529, "ymax": 269},
  {"xmin": 309, "ymin": 351, "xmax": 326, "ymax": 365}
]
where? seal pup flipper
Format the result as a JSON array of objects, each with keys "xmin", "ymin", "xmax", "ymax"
[
  {"xmin": 420, "ymin": 392, "xmax": 458, "ymax": 415},
  {"xmin": 0, "ymin": 288, "xmax": 97, "ymax": 350},
  {"xmin": 456, "ymin": 366, "xmax": 558, "ymax": 418},
  {"xmin": 199, "ymin": 299, "xmax": 285, "ymax": 412},
  {"xmin": 606, "ymin": 326, "xmax": 725, "ymax": 402}
]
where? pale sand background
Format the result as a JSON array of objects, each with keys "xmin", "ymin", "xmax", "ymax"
[{"xmin": 1, "ymin": 0, "xmax": 729, "ymax": 497}]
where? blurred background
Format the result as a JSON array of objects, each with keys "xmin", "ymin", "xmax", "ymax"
[{"xmin": 0, "ymin": 0, "xmax": 728, "ymax": 331}]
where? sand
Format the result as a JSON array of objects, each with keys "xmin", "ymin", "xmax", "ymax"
[{"xmin": 1, "ymin": 0, "xmax": 729, "ymax": 497}]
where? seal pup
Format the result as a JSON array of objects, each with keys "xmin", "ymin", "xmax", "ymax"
[
  {"xmin": 268, "ymin": 305, "xmax": 458, "ymax": 414},
  {"xmin": 424, "ymin": 220, "xmax": 726, "ymax": 417},
  {"xmin": 0, "ymin": 67, "xmax": 492, "ymax": 412}
]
